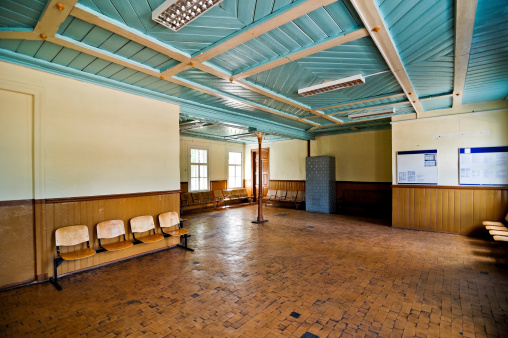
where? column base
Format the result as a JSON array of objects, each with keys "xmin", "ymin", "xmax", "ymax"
[{"xmin": 252, "ymin": 220, "xmax": 269, "ymax": 224}]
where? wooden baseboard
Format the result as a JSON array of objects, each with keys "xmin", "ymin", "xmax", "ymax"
[
  {"xmin": 36, "ymin": 273, "xmax": 48, "ymax": 282},
  {"xmin": 0, "ymin": 277, "xmax": 36, "ymax": 291}
]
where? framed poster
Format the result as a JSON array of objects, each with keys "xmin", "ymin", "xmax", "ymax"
[
  {"xmin": 397, "ymin": 150, "xmax": 438, "ymax": 185},
  {"xmin": 459, "ymin": 146, "xmax": 508, "ymax": 186}
]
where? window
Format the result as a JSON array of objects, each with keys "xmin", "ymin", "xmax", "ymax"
[
  {"xmin": 228, "ymin": 151, "xmax": 242, "ymax": 188},
  {"xmin": 190, "ymin": 148, "xmax": 208, "ymax": 191}
]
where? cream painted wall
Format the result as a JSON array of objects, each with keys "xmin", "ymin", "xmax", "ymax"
[
  {"xmin": 312, "ymin": 129, "xmax": 392, "ymax": 182},
  {"xmin": 0, "ymin": 89, "xmax": 33, "ymax": 201},
  {"xmin": 392, "ymin": 110, "xmax": 508, "ymax": 186},
  {"xmin": 180, "ymin": 136, "xmax": 244, "ymax": 184},
  {"xmin": 244, "ymin": 130, "xmax": 392, "ymax": 182},
  {"xmin": 245, "ymin": 139, "xmax": 308, "ymax": 180},
  {"xmin": 0, "ymin": 61, "xmax": 181, "ymax": 199}
]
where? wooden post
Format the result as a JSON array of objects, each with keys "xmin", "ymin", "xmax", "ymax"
[{"xmin": 252, "ymin": 131, "xmax": 268, "ymax": 224}]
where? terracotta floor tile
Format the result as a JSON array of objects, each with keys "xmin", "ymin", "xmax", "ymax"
[{"xmin": 1, "ymin": 206, "xmax": 508, "ymax": 337}]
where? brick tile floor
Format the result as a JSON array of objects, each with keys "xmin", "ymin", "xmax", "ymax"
[{"xmin": 1, "ymin": 205, "xmax": 508, "ymax": 337}]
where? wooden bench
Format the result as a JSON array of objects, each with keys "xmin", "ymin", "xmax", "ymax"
[
  {"xmin": 484, "ymin": 212, "xmax": 508, "ymax": 242},
  {"xmin": 264, "ymin": 190, "xmax": 305, "ymax": 209},
  {"xmin": 50, "ymin": 212, "xmax": 193, "ymax": 290}
]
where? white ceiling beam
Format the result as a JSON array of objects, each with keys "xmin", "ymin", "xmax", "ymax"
[
  {"xmin": 326, "ymin": 100, "xmax": 409, "ymax": 116},
  {"xmin": 0, "ymin": 30, "xmax": 37, "ymax": 39},
  {"xmin": 349, "ymin": 0, "xmax": 424, "ymax": 117},
  {"xmin": 171, "ymin": 76, "xmax": 320, "ymax": 127},
  {"xmin": 420, "ymin": 93, "xmax": 454, "ymax": 101},
  {"xmin": 195, "ymin": 64, "xmax": 343, "ymax": 125},
  {"xmin": 234, "ymin": 28, "xmax": 369, "ymax": 79},
  {"xmin": 316, "ymin": 92, "xmax": 406, "ymax": 110},
  {"xmin": 48, "ymin": 35, "xmax": 160, "ymax": 76},
  {"xmin": 46, "ymin": 34, "xmax": 319, "ymax": 128},
  {"xmin": 35, "ymin": 0, "xmax": 78, "ymax": 36},
  {"xmin": 192, "ymin": 0, "xmax": 337, "ymax": 63},
  {"xmin": 71, "ymin": 4, "xmax": 190, "ymax": 62},
  {"xmin": 70, "ymin": 3, "xmax": 340, "ymax": 124},
  {"xmin": 453, "ymin": 0, "xmax": 477, "ymax": 107}
]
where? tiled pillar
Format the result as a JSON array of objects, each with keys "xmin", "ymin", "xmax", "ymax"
[{"xmin": 306, "ymin": 156, "xmax": 336, "ymax": 213}]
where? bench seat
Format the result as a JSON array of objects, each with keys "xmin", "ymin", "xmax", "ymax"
[{"xmin": 59, "ymin": 247, "xmax": 96, "ymax": 260}]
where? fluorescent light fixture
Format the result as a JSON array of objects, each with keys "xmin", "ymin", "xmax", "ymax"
[
  {"xmin": 298, "ymin": 74, "xmax": 365, "ymax": 97},
  {"xmin": 179, "ymin": 121, "xmax": 207, "ymax": 130},
  {"xmin": 152, "ymin": 0, "xmax": 223, "ymax": 31},
  {"xmin": 348, "ymin": 110, "xmax": 394, "ymax": 119}
]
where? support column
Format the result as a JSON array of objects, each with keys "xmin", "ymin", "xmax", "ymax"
[{"xmin": 252, "ymin": 131, "xmax": 268, "ymax": 224}]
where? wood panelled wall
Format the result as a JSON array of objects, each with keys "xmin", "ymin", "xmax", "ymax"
[
  {"xmin": 393, "ymin": 185, "xmax": 508, "ymax": 236},
  {"xmin": 180, "ymin": 180, "xmax": 228, "ymax": 193},
  {"xmin": 336, "ymin": 181, "xmax": 392, "ymax": 200},
  {"xmin": 211, "ymin": 180, "xmax": 227, "ymax": 191},
  {"xmin": 0, "ymin": 191, "xmax": 180, "ymax": 288},
  {"xmin": 268, "ymin": 180, "xmax": 306, "ymax": 191}
]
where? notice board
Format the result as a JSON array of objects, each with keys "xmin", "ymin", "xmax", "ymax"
[
  {"xmin": 459, "ymin": 146, "xmax": 508, "ymax": 186},
  {"xmin": 397, "ymin": 149, "xmax": 438, "ymax": 185}
]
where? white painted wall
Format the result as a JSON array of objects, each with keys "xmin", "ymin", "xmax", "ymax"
[
  {"xmin": 180, "ymin": 136, "xmax": 244, "ymax": 184},
  {"xmin": 0, "ymin": 61, "xmax": 181, "ymax": 199},
  {"xmin": 0, "ymin": 89, "xmax": 33, "ymax": 200},
  {"xmin": 392, "ymin": 110, "xmax": 508, "ymax": 186}
]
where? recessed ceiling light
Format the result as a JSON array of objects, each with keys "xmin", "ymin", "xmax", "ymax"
[
  {"xmin": 298, "ymin": 74, "xmax": 365, "ymax": 97},
  {"xmin": 152, "ymin": 0, "xmax": 223, "ymax": 31}
]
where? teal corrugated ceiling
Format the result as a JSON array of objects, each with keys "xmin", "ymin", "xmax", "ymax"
[
  {"xmin": 375, "ymin": 0, "xmax": 455, "ymax": 98},
  {"xmin": 59, "ymin": 16, "xmax": 179, "ymax": 71},
  {"xmin": 421, "ymin": 96, "xmax": 453, "ymax": 111},
  {"xmin": 177, "ymin": 68, "xmax": 311, "ymax": 118},
  {"xmin": 0, "ymin": 0, "xmax": 49, "ymax": 28},
  {"xmin": 209, "ymin": 0, "xmax": 362, "ymax": 73},
  {"xmin": 312, "ymin": 118, "xmax": 391, "ymax": 136},
  {"xmin": 247, "ymin": 58, "xmax": 403, "ymax": 109},
  {"xmin": 463, "ymin": 0, "xmax": 508, "ymax": 104}
]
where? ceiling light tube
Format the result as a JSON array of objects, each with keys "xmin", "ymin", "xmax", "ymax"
[
  {"xmin": 152, "ymin": 0, "xmax": 223, "ymax": 31},
  {"xmin": 348, "ymin": 110, "xmax": 394, "ymax": 119},
  {"xmin": 298, "ymin": 74, "xmax": 365, "ymax": 97}
]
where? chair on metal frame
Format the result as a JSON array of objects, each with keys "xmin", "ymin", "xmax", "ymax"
[
  {"xmin": 49, "ymin": 225, "xmax": 96, "ymax": 290},
  {"xmin": 263, "ymin": 189, "xmax": 277, "ymax": 206},
  {"xmin": 159, "ymin": 211, "xmax": 194, "ymax": 251},
  {"xmin": 130, "ymin": 215, "xmax": 164, "ymax": 243},
  {"xmin": 97, "ymin": 220, "xmax": 134, "ymax": 252},
  {"xmin": 294, "ymin": 190, "xmax": 306, "ymax": 209}
]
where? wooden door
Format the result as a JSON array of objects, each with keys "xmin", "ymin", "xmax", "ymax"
[{"xmin": 252, "ymin": 148, "xmax": 269, "ymax": 201}]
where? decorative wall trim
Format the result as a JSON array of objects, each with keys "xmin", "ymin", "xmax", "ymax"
[
  {"xmin": 0, "ymin": 199, "xmax": 34, "ymax": 207},
  {"xmin": 34, "ymin": 190, "xmax": 181, "ymax": 204}
]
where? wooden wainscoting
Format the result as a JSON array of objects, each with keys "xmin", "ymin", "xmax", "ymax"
[
  {"xmin": 336, "ymin": 181, "xmax": 392, "ymax": 217},
  {"xmin": 268, "ymin": 180, "xmax": 306, "ymax": 191},
  {"xmin": 392, "ymin": 185, "xmax": 508, "ymax": 236},
  {"xmin": 181, "ymin": 182, "xmax": 188, "ymax": 193},
  {"xmin": 0, "ymin": 200, "xmax": 36, "ymax": 288},
  {"xmin": 211, "ymin": 180, "xmax": 227, "ymax": 191},
  {"xmin": 336, "ymin": 181, "xmax": 392, "ymax": 198},
  {"xmin": 0, "ymin": 191, "xmax": 180, "ymax": 289}
]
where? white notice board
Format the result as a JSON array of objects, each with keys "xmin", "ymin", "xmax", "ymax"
[
  {"xmin": 397, "ymin": 150, "xmax": 438, "ymax": 185},
  {"xmin": 459, "ymin": 146, "xmax": 508, "ymax": 186}
]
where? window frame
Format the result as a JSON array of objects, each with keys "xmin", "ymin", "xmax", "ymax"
[
  {"xmin": 188, "ymin": 146, "xmax": 210, "ymax": 192},
  {"xmin": 227, "ymin": 150, "xmax": 243, "ymax": 189}
]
